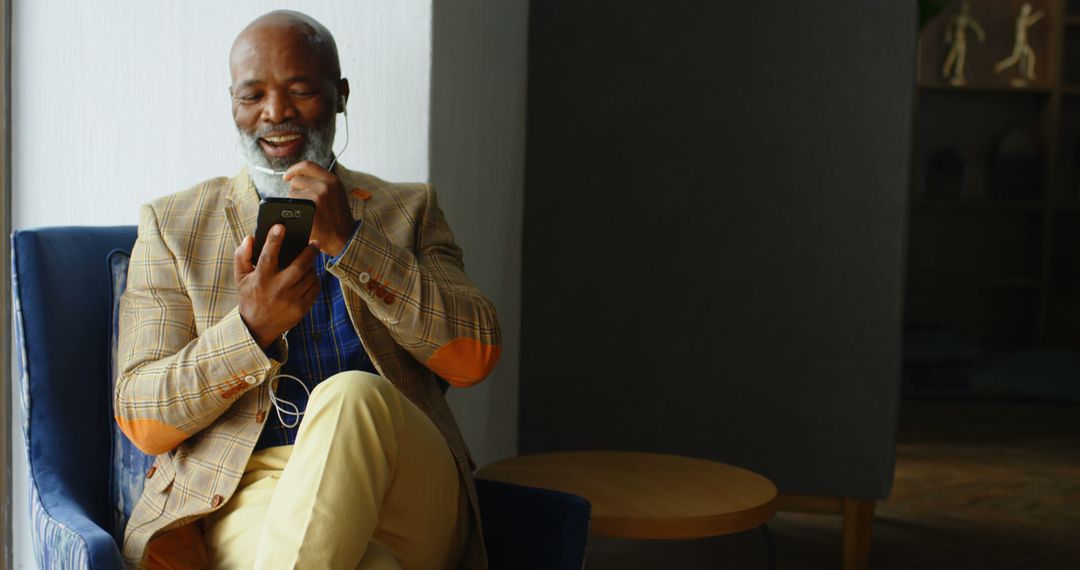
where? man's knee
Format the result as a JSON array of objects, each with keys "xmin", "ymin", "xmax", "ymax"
[
  {"xmin": 356, "ymin": 540, "xmax": 402, "ymax": 570},
  {"xmin": 309, "ymin": 371, "xmax": 395, "ymax": 407}
]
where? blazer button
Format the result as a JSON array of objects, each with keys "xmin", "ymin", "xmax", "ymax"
[
  {"xmin": 146, "ymin": 466, "xmax": 157, "ymax": 479},
  {"xmin": 244, "ymin": 375, "xmax": 258, "ymax": 385},
  {"xmin": 256, "ymin": 410, "xmax": 267, "ymax": 424},
  {"xmin": 358, "ymin": 272, "xmax": 371, "ymax": 284},
  {"xmin": 211, "ymin": 494, "xmax": 224, "ymax": 508}
]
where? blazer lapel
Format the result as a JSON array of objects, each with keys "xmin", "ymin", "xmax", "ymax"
[{"xmin": 224, "ymin": 167, "xmax": 261, "ymax": 248}]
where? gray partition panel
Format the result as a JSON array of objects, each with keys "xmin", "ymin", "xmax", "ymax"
[{"xmin": 520, "ymin": 1, "xmax": 916, "ymax": 499}]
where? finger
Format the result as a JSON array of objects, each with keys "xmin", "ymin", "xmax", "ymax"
[
  {"xmin": 287, "ymin": 269, "xmax": 319, "ymax": 312},
  {"xmin": 298, "ymin": 268, "xmax": 319, "ymax": 297},
  {"xmin": 283, "ymin": 160, "xmax": 332, "ymax": 182},
  {"xmin": 286, "ymin": 175, "xmax": 326, "ymax": 198},
  {"xmin": 280, "ymin": 242, "xmax": 321, "ymax": 283},
  {"xmin": 233, "ymin": 236, "xmax": 255, "ymax": 283},
  {"xmin": 301, "ymin": 272, "xmax": 321, "ymax": 305},
  {"xmin": 257, "ymin": 224, "xmax": 285, "ymax": 273}
]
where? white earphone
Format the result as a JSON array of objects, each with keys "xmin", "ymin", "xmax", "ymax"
[{"xmin": 267, "ymin": 373, "xmax": 311, "ymax": 429}]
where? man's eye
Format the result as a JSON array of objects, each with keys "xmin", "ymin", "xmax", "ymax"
[
  {"xmin": 291, "ymin": 90, "xmax": 315, "ymax": 97},
  {"xmin": 238, "ymin": 94, "xmax": 261, "ymax": 103}
]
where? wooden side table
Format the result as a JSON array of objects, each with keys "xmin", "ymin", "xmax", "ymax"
[{"xmin": 477, "ymin": 451, "xmax": 779, "ymax": 567}]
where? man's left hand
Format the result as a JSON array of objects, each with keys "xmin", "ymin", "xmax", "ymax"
[{"xmin": 283, "ymin": 161, "xmax": 356, "ymax": 257}]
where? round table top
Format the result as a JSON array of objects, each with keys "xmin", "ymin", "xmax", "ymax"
[{"xmin": 476, "ymin": 451, "xmax": 778, "ymax": 539}]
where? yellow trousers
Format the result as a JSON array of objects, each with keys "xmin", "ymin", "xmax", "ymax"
[{"xmin": 203, "ymin": 372, "xmax": 468, "ymax": 569}]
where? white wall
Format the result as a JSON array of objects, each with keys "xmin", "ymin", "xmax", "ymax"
[
  {"xmin": 13, "ymin": 0, "xmax": 431, "ymax": 229},
  {"xmin": 10, "ymin": 0, "xmax": 525, "ymax": 566}
]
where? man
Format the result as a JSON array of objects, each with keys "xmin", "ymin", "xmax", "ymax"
[{"xmin": 114, "ymin": 10, "xmax": 500, "ymax": 569}]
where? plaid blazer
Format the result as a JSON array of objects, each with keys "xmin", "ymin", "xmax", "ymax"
[{"xmin": 114, "ymin": 166, "xmax": 501, "ymax": 569}]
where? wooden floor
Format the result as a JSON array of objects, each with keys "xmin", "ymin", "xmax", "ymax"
[{"xmin": 585, "ymin": 400, "xmax": 1080, "ymax": 569}]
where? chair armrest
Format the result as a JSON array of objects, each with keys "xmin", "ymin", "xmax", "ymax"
[
  {"xmin": 28, "ymin": 484, "xmax": 124, "ymax": 570},
  {"xmin": 475, "ymin": 478, "xmax": 591, "ymax": 570}
]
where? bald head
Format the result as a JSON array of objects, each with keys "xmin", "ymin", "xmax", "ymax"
[
  {"xmin": 229, "ymin": 11, "xmax": 349, "ymax": 185},
  {"xmin": 230, "ymin": 10, "xmax": 341, "ymax": 82}
]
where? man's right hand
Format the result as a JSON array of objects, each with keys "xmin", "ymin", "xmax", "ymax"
[{"xmin": 234, "ymin": 224, "xmax": 320, "ymax": 349}]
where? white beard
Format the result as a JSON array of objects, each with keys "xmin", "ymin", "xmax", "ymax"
[
  {"xmin": 237, "ymin": 120, "xmax": 336, "ymax": 198},
  {"xmin": 249, "ymin": 169, "xmax": 292, "ymax": 198}
]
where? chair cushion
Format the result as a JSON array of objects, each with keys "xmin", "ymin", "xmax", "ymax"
[
  {"xmin": 106, "ymin": 249, "xmax": 155, "ymax": 542},
  {"xmin": 475, "ymin": 478, "xmax": 591, "ymax": 570}
]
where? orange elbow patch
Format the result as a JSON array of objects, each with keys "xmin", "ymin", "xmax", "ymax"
[
  {"xmin": 115, "ymin": 417, "xmax": 189, "ymax": 455},
  {"xmin": 428, "ymin": 338, "xmax": 502, "ymax": 387}
]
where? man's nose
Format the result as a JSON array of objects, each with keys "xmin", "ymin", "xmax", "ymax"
[{"xmin": 261, "ymin": 91, "xmax": 298, "ymax": 124}]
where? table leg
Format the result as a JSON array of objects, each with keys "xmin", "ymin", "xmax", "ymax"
[{"xmin": 759, "ymin": 524, "xmax": 776, "ymax": 570}]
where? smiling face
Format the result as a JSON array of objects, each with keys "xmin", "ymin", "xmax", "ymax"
[{"xmin": 229, "ymin": 13, "xmax": 348, "ymax": 173}]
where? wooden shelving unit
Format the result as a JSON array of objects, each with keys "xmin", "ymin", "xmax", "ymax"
[{"xmin": 909, "ymin": 0, "xmax": 1080, "ymax": 350}]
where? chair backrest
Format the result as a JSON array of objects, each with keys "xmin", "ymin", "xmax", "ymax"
[{"xmin": 12, "ymin": 226, "xmax": 138, "ymax": 545}]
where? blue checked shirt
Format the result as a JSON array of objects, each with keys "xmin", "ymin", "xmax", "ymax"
[{"xmin": 255, "ymin": 235, "xmax": 376, "ymax": 451}]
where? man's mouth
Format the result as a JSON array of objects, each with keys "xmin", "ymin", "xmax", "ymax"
[{"xmin": 259, "ymin": 133, "xmax": 305, "ymax": 158}]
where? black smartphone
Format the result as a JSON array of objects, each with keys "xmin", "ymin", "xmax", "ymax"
[{"xmin": 252, "ymin": 197, "xmax": 317, "ymax": 270}]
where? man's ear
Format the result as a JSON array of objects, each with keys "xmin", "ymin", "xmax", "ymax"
[{"xmin": 337, "ymin": 78, "xmax": 350, "ymax": 113}]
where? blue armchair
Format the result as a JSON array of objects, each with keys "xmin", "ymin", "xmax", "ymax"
[{"xmin": 12, "ymin": 226, "xmax": 590, "ymax": 570}]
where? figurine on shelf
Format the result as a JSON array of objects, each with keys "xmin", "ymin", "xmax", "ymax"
[
  {"xmin": 994, "ymin": 2, "xmax": 1044, "ymax": 86},
  {"xmin": 942, "ymin": 3, "xmax": 986, "ymax": 85}
]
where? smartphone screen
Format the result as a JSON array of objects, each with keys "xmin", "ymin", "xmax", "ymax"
[{"xmin": 252, "ymin": 197, "xmax": 317, "ymax": 270}]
